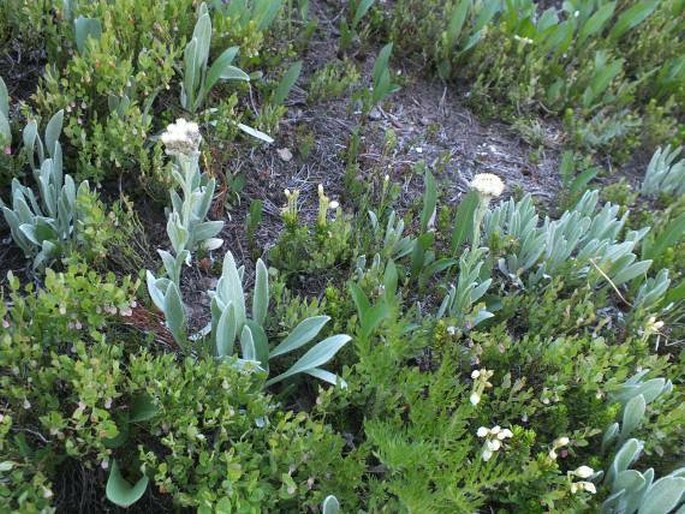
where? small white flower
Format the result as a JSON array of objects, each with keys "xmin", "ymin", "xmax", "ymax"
[
  {"xmin": 553, "ymin": 436, "xmax": 570, "ymax": 448},
  {"xmin": 23, "ymin": 399, "xmax": 31, "ymax": 409},
  {"xmin": 582, "ymin": 482, "xmax": 597, "ymax": 494},
  {"xmin": 329, "ymin": 200, "xmax": 340, "ymax": 210},
  {"xmin": 498, "ymin": 428, "xmax": 514, "ymax": 440},
  {"xmin": 571, "ymin": 481, "xmax": 596, "ymax": 494},
  {"xmin": 471, "ymin": 370, "xmax": 481, "ymax": 379},
  {"xmin": 470, "ymin": 173, "xmax": 505, "ymax": 198},
  {"xmin": 486, "ymin": 439, "xmax": 501, "ymax": 452},
  {"xmin": 161, "ymin": 118, "xmax": 202, "ymax": 156},
  {"xmin": 573, "ymin": 466, "xmax": 594, "ymax": 479},
  {"xmin": 482, "ymin": 448, "xmax": 493, "ymax": 461},
  {"xmin": 469, "ymin": 392, "xmax": 481, "ymax": 405},
  {"xmin": 549, "ymin": 449, "xmax": 558, "ymax": 460},
  {"xmin": 490, "ymin": 425, "xmax": 501, "ymax": 435},
  {"xmin": 477, "ymin": 426, "xmax": 490, "ymax": 438}
]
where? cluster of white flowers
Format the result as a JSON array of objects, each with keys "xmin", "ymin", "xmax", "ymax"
[
  {"xmin": 549, "ymin": 436, "xmax": 570, "ymax": 460},
  {"xmin": 161, "ymin": 118, "xmax": 202, "ymax": 156},
  {"xmin": 470, "ymin": 368, "xmax": 494, "ymax": 406},
  {"xmin": 470, "ymin": 173, "xmax": 505, "ymax": 199},
  {"xmin": 477, "ymin": 425, "xmax": 513, "ymax": 461},
  {"xmin": 569, "ymin": 466, "xmax": 597, "ymax": 494}
]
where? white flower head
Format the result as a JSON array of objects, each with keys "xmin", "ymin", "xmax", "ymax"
[
  {"xmin": 482, "ymin": 448, "xmax": 493, "ymax": 461},
  {"xmin": 477, "ymin": 426, "xmax": 490, "ymax": 438},
  {"xmin": 469, "ymin": 392, "xmax": 481, "ymax": 406},
  {"xmin": 498, "ymin": 428, "xmax": 514, "ymax": 440},
  {"xmin": 470, "ymin": 173, "xmax": 505, "ymax": 198},
  {"xmin": 573, "ymin": 466, "xmax": 594, "ymax": 479},
  {"xmin": 161, "ymin": 118, "xmax": 202, "ymax": 156},
  {"xmin": 553, "ymin": 436, "xmax": 570, "ymax": 448}
]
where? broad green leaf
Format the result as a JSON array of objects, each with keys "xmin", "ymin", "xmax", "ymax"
[
  {"xmin": 638, "ymin": 477, "xmax": 685, "ymax": 514},
  {"xmin": 272, "ymin": 61, "xmax": 302, "ymax": 106},
  {"xmin": 384, "ymin": 259, "xmax": 398, "ymax": 300},
  {"xmin": 252, "ymin": 258, "xmax": 269, "ymax": 326},
  {"xmin": 372, "ymin": 43, "xmax": 394, "ymax": 90},
  {"xmin": 420, "ymin": 168, "xmax": 437, "ymax": 232},
  {"xmin": 352, "ymin": 0, "xmax": 375, "ymax": 27},
  {"xmin": 609, "ymin": 1, "xmax": 658, "ymax": 42},
  {"xmin": 451, "ymin": 190, "xmax": 479, "ymax": 252},
  {"xmin": 445, "ymin": 0, "xmax": 470, "ymax": 46},
  {"xmin": 129, "ymin": 393, "xmax": 158, "ymax": 423},
  {"xmin": 349, "ymin": 282, "xmax": 371, "ymax": 322},
  {"xmin": 74, "ymin": 16, "xmax": 102, "ymax": 54},
  {"xmin": 270, "ymin": 316, "xmax": 331, "ymax": 358},
  {"xmin": 642, "ymin": 213, "xmax": 685, "ymax": 261},
  {"xmin": 578, "ymin": 2, "xmax": 616, "ymax": 46},
  {"xmin": 266, "ymin": 334, "xmax": 351, "ymax": 386},
  {"xmin": 105, "ymin": 460, "xmax": 149, "ymax": 508},
  {"xmin": 254, "ymin": 0, "xmax": 283, "ymax": 30}
]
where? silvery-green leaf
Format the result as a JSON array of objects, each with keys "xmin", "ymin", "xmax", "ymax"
[
  {"xmin": 164, "ymin": 283, "xmax": 186, "ymax": 346},
  {"xmin": 146, "ymin": 271, "xmax": 166, "ymax": 312},
  {"xmin": 609, "ymin": 439, "xmax": 644, "ymax": 484},
  {"xmin": 270, "ymin": 316, "xmax": 330, "ymax": 358},
  {"xmin": 23, "ymin": 120, "xmax": 41, "ymax": 168},
  {"xmin": 192, "ymin": 220, "xmax": 223, "ymax": 243},
  {"xmin": 74, "ymin": 16, "xmax": 102, "ymax": 54},
  {"xmin": 205, "ymin": 47, "xmax": 243, "ymax": 94},
  {"xmin": 219, "ymin": 252, "xmax": 246, "ymax": 327},
  {"xmin": 305, "ymin": 368, "xmax": 347, "ymax": 389},
  {"xmin": 245, "ymin": 320, "xmax": 269, "ymax": 370},
  {"xmin": 252, "ymin": 258, "xmax": 269, "ymax": 326},
  {"xmin": 0, "ymin": 76, "xmax": 8, "ymax": 118},
  {"xmin": 266, "ymin": 334, "xmax": 351, "ymax": 386},
  {"xmin": 322, "ymin": 495, "xmax": 341, "ymax": 514},
  {"xmin": 0, "ymin": 112, "xmax": 9, "ymax": 147},
  {"xmin": 612, "ymin": 469, "xmax": 646, "ymax": 495},
  {"xmin": 203, "ymin": 238, "xmax": 223, "ymax": 251},
  {"xmin": 638, "ymin": 477, "xmax": 685, "ymax": 514},
  {"xmin": 105, "ymin": 459, "xmax": 149, "ymax": 508},
  {"xmin": 236, "ymin": 122, "xmax": 274, "ymax": 144},
  {"xmin": 216, "ymin": 302, "xmax": 237, "ymax": 358},
  {"xmin": 44, "ymin": 110, "xmax": 64, "ymax": 158},
  {"xmin": 621, "ymin": 394, "xmax": 646, "ymax": 441},
  {"xmin": 240, "ymin": 325, "xmax": 256, "ymax": 361}
]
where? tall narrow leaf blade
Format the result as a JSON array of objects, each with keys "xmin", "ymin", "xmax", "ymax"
[
  {"xmin": 270, "ymin": 316, "xmax": 330, "ymax": 358},
  {"xmin": 266, "ymin": 334, "xmax": 351, "ymax": 386}
]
